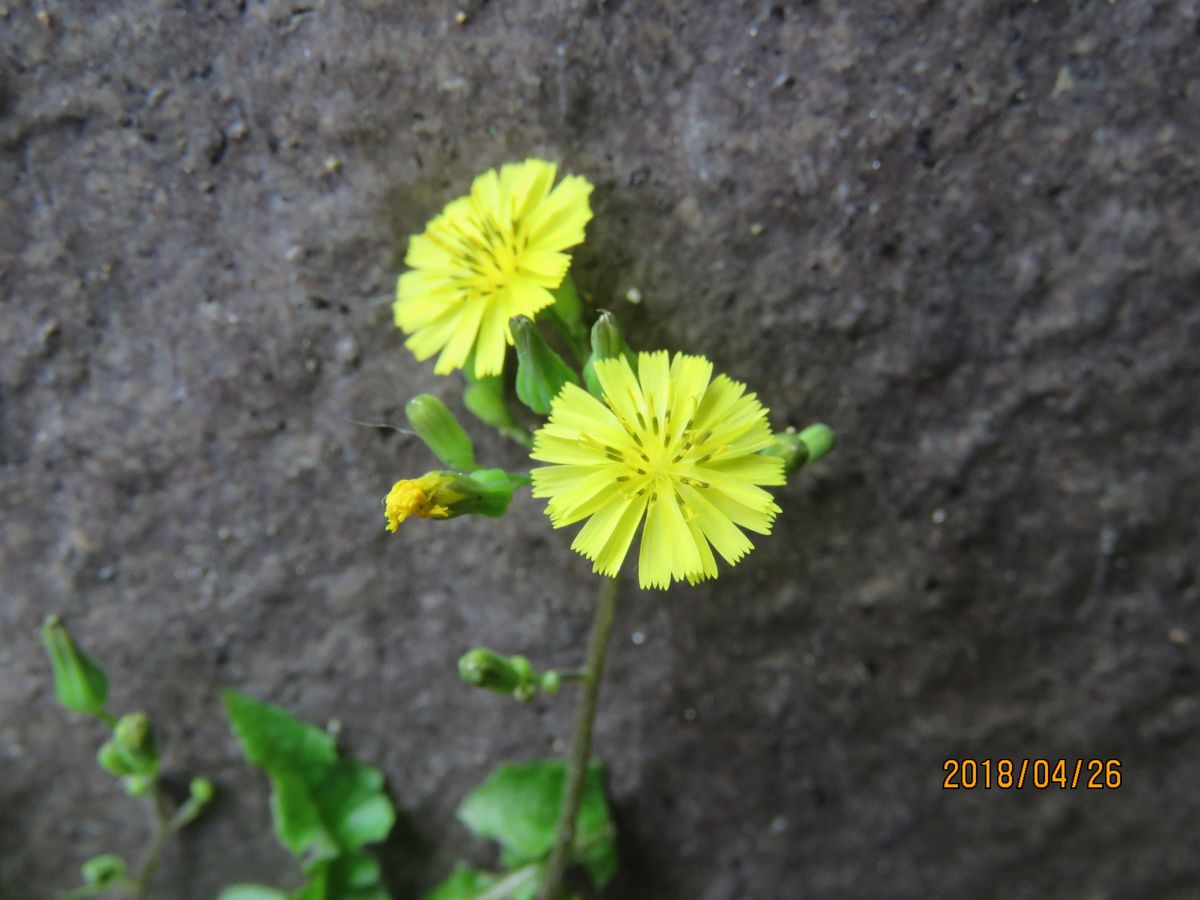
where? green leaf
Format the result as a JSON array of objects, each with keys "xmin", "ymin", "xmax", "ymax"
[
  {"xmin": 298, "ymin": 855, "xmax": 390, "ymax": 900},
  {"xmin": 458, "ymin": 761, "xmax": 615, "ymax": 888},
  {"xmin": 222, "ymin": 690, "xmax": 396, "ymax": 865},
  {"xmin": 217, "ymin": 887, "xmax": 291, "ymax": 900},
  {"xmin": 424, "ymin": 866, "xmax": 496, "ymax": 900},
  {"xmin": 423, "ymin": 863, "xmax": 548, "ymax": 900}
]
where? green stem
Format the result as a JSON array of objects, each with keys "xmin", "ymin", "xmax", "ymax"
[
  {"xmin": 536, "ymin": 576, "xmax": 620, "ymax": 900},
  {"xmin": 474, "ymin": 863, "xmax": 543, "ymax": 900},
  {"xmin": 131, "ymin": 782, "xmax": 171, "ymax": 900}
]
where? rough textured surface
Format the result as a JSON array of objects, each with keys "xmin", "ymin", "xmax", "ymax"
[{"xmin": 3, "ymin": 1, "xmax": 1199, "ymax": 898}]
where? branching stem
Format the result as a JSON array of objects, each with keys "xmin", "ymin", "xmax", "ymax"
[{"xmin": 130, "ymin": 782, "xmax": 172, "ymax": 900}]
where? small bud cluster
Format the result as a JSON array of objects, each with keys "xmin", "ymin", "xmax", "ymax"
[{"xmin": 459, "ymin": 648, "xmax": 570, "ymax": 703}]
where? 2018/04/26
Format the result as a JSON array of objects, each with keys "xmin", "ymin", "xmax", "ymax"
[{"xmin": 942, "ymin": 758, "xmax": 1122, "ymax": 790}]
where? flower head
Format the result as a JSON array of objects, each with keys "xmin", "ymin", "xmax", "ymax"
[
  {"xmin": 395, "ymin": 159, "xmax": 594, "ymax": 378},
  {"xmin": 385, "ymin": 472, "xmax": 457, "ymax": 530},
  {"xmin": 384, "ymin": 469, "xmax": 523, "ymax": 531},
  {"xmin": 531, "ymin": 351, "xmax": 785, "ymax": 589}
]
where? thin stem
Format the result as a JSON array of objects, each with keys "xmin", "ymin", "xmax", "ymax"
[
  {"xmin": 474, "ymin": 863, "xmax": 544, "ymax": 900},
  {"xmin": 537, "ymin": 576, "xmax": 620, "ymax": 900},
  {"xmin": 131, "ymin": 782, "xmax": 172, "ymax": 900}
]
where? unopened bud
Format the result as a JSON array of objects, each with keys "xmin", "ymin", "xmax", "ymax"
[
  {"xmin": 112, "ymin": 712, "xmax": 159, "ymax": 775},
  {"xmin": 81, "ymin": 854, "xmax": 126, "ymax": 886},
  {"xmin": 511, "ymin": 315, "xmax": 579, "ymax": 415},
  {"xmin": 123, "ymin": 774, "xmax": 154, "ymax": 797},
  {"xmin": 458, "ymin": 648, "xmax": 547, "ymax": 702},
  {"xmin": 762, "ymin": 423, "xmax": 836, "ymax": 475},
  {"xmin": 583, "ymin": 309, "xmax": 635, "ymax": 397},
  {"xmin": 797, "ymin": 423, "xmax": 836, "ymax": 464},
  {"xmin": 97, "ymin": 740, "xmax": 133, "ymax": 776},
  {"xmin": 405, "ymin": 394, "xmax": 476, "ymax": 470},
  {"xmin": 41, "ymin": 615, "xmax": 109, "ymax": 717},
  {"xmin": 189, "ymin": 776, "xmax": 214, "ymax": 805}
]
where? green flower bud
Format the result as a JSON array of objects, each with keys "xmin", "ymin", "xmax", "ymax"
[
  {"xmin": 458, "ymin": 648, "xmax": 525, "ymax": 695},
  {"xmin": 798, "ymin": 423, "xmax": 836, "ymax": 464},
  {"xmin": 81, "ymin": 854, "xmax": 126, "ymax": 886},
  {"xmin": 762, "ymin": 423, "xmax": 836, "ymax": 475},
  {"xmin": 462, "ymin": 372, "xmax": 531, "ymax": 448},
  {"xmin": 405, "ymin": 394, "xmax": 476, "ymax": 471},
  {"xmin": 112, "ymin": 712, "xmax": 159, "ymax": 775},
  {"xmin": 173, "ymin": 776, "xmax": 216, "ymax": 827},
  {"xmin": 540, "ymin": 671, "xmax": 562, "ymax": 694},
  {"xmin": 583, "ymin": 309, "xmax": 635, "ymax": 397},
  {"xmin": 123, "ymin": 774, "xmax": 154, "ymax": 797},
  {"xmin": 511, "ymin": 315, "xmax": 579, "ymax": 415},
  {"xmin": 41, "ymin": 615, "xmax": 109, "ymax": 717},
  {"xmin": 384, "ymin": 468, "xmax": 524, "ymax": 531},
  {"xmin": 189, "ymin": 776, "xmax": 215, "ymax": 805},
  {"xmin": 457, "ymin": 648, "xmax": 550, "ymax": 702},
  {"xmin": 97, "ymin": 740, "xmax": 133, "ymax": 776}
]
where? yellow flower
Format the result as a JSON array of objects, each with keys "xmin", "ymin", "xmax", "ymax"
[
  {"xmin": 384, "ymin": 469, "xmax": 522, "ymax": 531},
  {"xmin": 384, "ymin": 473, "xmax": 458, "ymax": 530},
  {"xmin": 530, "ymin": 351, "xmax": 785, "ymax": 589},
  {"xmin": 395, "ymin": 159, "xmax": 594, "ymax": 378}
]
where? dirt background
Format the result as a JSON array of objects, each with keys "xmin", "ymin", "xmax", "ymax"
[{"xmin": 2, "ymin": 1, "xmax": 1198, "ymax": 898}]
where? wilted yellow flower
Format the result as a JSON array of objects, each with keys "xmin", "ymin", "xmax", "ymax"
[
  {"xmin": 384, "ymin": 473, "xmax": 457, "ymax": 530},
  {"xmin": 530, "ymin": 351, "xmax": 785, "ymax": 589},
  {"xmin": 384, "ymin": 468, "xmax": 522, "ymax": 532},
  {"xmin": 395, "ymin": 159, "xmax": 594, "ymax": 378}
]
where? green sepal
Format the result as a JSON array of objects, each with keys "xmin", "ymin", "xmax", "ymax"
[
  {"xmin": 462, "ymin": 370, "xmax": 531, "ymax": 448},
  {"xmin": 797, "ymin": 423, "xmax": 836, "ymax": 464},
  {"xmin": 761, "ymin": 423, "xmax": 837, "ymax": 475},
  {"xmin": 511, "ymin": 316, "xmax": 579, "ymax": 415},
  {"xmin": 123, "ymin": 774, "xmax": 155, "ymax": 797},
  {"xmin": 97, "ymin": 740, "xmax": 133, "ymax": 777},
  {"xmin": 445, "ymin": 468, "xmax": 525, "ymax": 519},
  {"xmin": 582, "ymin": 309, "xmax": 635, "ymax": 398},
  {"xmin": 406, "ymin": 394, "xmax": 476, "ymax": 471},
  {"xmin": 81, "ymin": 854, "xmax": 126, "ymax": 886},
  {"xmin": 41, "ymin": 615, "xmax": 109, "ymax": 717},
  {"xmin": 97, "ymin": 714, "xmax": 160, "ymax": 787},
  {"xmin": 458, "ymin": 648, "xmax": 530, "ymax": 697},
  {"xmin": 544, "ymin": 274, "xmax": 589, "ymax": 363}
]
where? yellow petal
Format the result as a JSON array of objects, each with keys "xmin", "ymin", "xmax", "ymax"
[{"xmin": 591, "ymin": 493, "xmax": 649, "ymax": 576}]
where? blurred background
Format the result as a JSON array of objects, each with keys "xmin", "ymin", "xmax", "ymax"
[{"xmin": 2, "ymin": 1, "xmax": 1197, "ymax": 897}]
